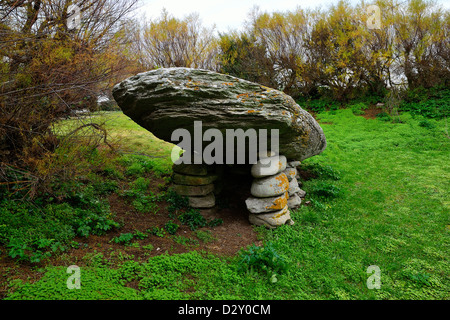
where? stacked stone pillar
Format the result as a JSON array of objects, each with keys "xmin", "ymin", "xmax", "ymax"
[
  {"xmin": 245, "ymin": 153, "xmax": 294, "ymax": 228},
  {"xmin": 172, "ymin": 163, "xmax": 217, "ymax": 209},
  {"xmin": 284, "ymin": 161, "xmax": 306, "ymax": 210}
]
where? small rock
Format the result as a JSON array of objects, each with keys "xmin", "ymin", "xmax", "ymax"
[
  {"xmin": 173, "ymin": 173, "xmax": 217, "ymax": 186},
  {"xmin": 189, "ymin": 193, "xmax": 215, "ymax": 208},
  {"xmin": 248, "ymin": 206, "xmax": 293, "ymax": 228},
  {"xmin": 287, "ymin": 193, "xmax": 302, "ymax": 209},
  {"xmin": 245, "ymin": 192, "xmax": 288, "ymax": 214},
  {"xmin": 287, "ymin": 161, "xmax": 301, "ymax": 167},
  {"xmin": 173, "ymin": 184, "xmax": 214, "ymax": 196},
  {"xmin": 251, "ymin": 155, "xmax": 287, "ymax": 178},
  {"xmin": 283, "ymin": 167, "xmax": 297, "ymax": 181},
  {"xmin": 250, "ymin": 172, "xmax": 289, "ymax": 198},
  {"xmin": 297, "ymin": 188, "xmax": 306, "ymax": 198},
  {"xmin": 288, "ymin": 177, "xmax": 301, "ymax": 196}
]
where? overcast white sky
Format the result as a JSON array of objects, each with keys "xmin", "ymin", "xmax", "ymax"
[{"xmin": 139, "ymin": 0, "xmax": 450, "ymax": 33}]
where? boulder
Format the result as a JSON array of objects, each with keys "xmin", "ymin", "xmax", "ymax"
[{"xmin": 112, "ymin": 68, "xmax": 326, "ymax": 161}]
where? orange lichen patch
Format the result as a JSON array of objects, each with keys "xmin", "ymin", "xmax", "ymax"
[
  {"xmin": 278, "ymin": 161, "xmax": 283, "ymax": 170},
  {"xmin": 265, "ymin": 193, "xmax": 288, "ymax": 210},
  {"xmin": 274, "ymin": 174, "xmax": 289, "ymax": 191},
  {"xmin": 222, "ymin": 82, "xmax": 234, "ymax": 86},
  {"xmin": 237, "ymin": 93, "xmax": 250, "ymax": 99},
  {"xmin": 274, "ymin": 207, "xmax": 288, "ymax": 219}
]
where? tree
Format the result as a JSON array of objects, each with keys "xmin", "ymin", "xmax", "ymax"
[
  {"xmin": 218, "ymin": 31, "xmax": 273, "ymax": 87},
  {"xmin": 139, "ymin": 9, "xmax": 219, "ymax": 70},
  {"xmin": 0, "ymin": 0, "xmax": 139, "ymax": 178},
  {"xmin": 391, "ymin": 0, "xmax": 449, "ymax": 88}
]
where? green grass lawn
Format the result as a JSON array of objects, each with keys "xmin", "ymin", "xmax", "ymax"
[
  {"xmin": 4, "ymin": 110, "xmax": 449, "ymax": 300},
  {"xmin": 53, "ymin": 111, "xmax": 177, "ymax": 173}
]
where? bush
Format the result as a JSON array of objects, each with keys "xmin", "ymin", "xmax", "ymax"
[
  {"xmin": 376, "ymin": 112, "xmax": 392, "ymax": 122},
  {"xmin": 399, "ymin": 87, "xmax": 449, "ymax": 119},
  {"xmin": 350, "ymin": 102, "xmax": 368, "ymax": 115},
  {"xmin": 164, "ymin": 221, "xmax": 180, "ymax": 235},
  {"xmin": 418, "ymin": 119, "xmax": 437, "ymax": 129},
  {"xmin": 147, "ymin": 227, "xmax": 166, "ymax": 238},
  {"xmin": 178, "ymin": 209, "xmax": 207, "ymax": 231},
  {"xmin": 111, "ymin": 233, "xmax": 134, "ymax": 245},
  {"xmin": 165, "ymin": 189, "xmax": 190, "ymax": 215},
  {"xmin": 237, "ymin": 242, "xmax": 288, "ymax": 283}
]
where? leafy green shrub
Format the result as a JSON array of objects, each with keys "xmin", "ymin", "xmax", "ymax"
[
  {"xmin": 299, "ymin": 98, "xmax": 341, "ymax": 113},
  {"xmin": 172, "ymin": 235, "xmax": 199, "ymax": 247},
  {"xmin": 164, "ymin": 221, "xmax": 180, "ymax": 235},
  {"xmin": 130, "ymin": 177, "xmax": 150, "ymax": 192},
  {"xmin": 133, "ymin": 230, "xmax": 147, "ymax": 240},
  {"xmin": 125, "ymin": 162, "xmax": 145, "ymax": 176},
  {"xmin": 147, "ymin": 227, "xmax": 166, "ymax": 238},
  {"xmin": 178, "ymin": 209, "xmax": 207, "ymax": 231},
  {"xmin": 418, "ymin": 119, "xmax": 437, "ymax": 129},
  {"xmin": 110, "ymin": 233, "xmax": 134, "ymax": 245},
  {"xmin": 237, "ymin": 242, "xmax": 288, "ymax": 283},
  {"xmin": 399, "ymin": 86, "xmax": 449, "ymax": 119},
  {"xmin": 350, "ymin": 102, "xmax": 368, "ymax": 115},
  {"xmin": 376, "ymin": 112, "xmax": 392, "ymax": 122},
  {"xmin": 165, "ymin": 189, "xmax": 190, "ymax": 214},
  {"xmin": 121, "ymin": 180, "xmax": 160, "ymax": 214},
  {"xmin": 195, "ymin": 230, "xmax": 215, "ymax": 243},
  {"xmin": 92, "ymin": 180, "xmax": 119, "ymax": 195},
  {"xmin": 208, "ymin": 218, "xmax": 224, "ymax": 228},
  {"xmin": 132, "ymin": 195, "xmax": 159, "ymax": 214}
]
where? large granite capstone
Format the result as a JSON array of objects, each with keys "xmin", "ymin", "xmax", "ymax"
[{"xmin": 112, "ymin": 67, "xmax": 326, "ymax": 161}]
